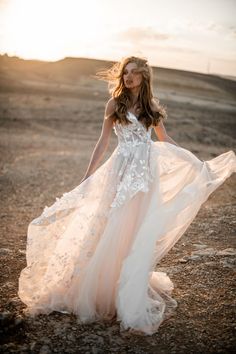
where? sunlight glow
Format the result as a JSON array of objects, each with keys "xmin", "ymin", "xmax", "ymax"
[
  {"xmin": 0, "ymin": 0, "xmax": 235, "ymax": 76},
  {"xmin": 2, "ymin": 0, "xmax": 102, "ymax": 60}
]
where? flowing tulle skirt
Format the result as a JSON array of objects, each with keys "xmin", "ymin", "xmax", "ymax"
[{"xmin": 18, "ymin": 141, "xmax": 236, "ymax": 335}]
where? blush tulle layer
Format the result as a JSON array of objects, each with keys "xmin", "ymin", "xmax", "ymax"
[{"xmin": 18, "ymin": 139, "xmax": 236, "ymax": 335}]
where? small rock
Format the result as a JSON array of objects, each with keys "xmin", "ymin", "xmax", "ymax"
[
  {"xmin": 192, "ymin": 243, "xmax": 208, "ymax": 249},
  {"xmin": 216, "ymin": 248, "xmax": 236, "ymax": 256},
  {"xmin": 191, "ymin": 248, "xmax": 216, "ymax": 256},
  {"xmin": 83, "ymin": 334, "xmax": 104, "ymax": 345},
  {"xmin": 179, "ymin": 256, "xmax": 189, "ymax": 263},
  {"xmin": 110, "ymin": 337, "xmax": 124, "ymax": 346},
  {"xmin": 2, "ymin": 281, "xmax": 14, "ymax": 289},
  {"xmin": 41, "ymin": 337, "xmax": 51, "ymax": 345},
  {"xmin": 106, "ymin": 324, "xmax": 118, "ymax": 334},
  {"xmin": 54, "ymin": 327, "xmax": 62, "ymax": 335},
  {"xmin": 188, "ymin": 255, "xmax": 201, "ymax": 261},
  {"xmin": 91, "ymin": 346, "xmax": 101, "ymax": 354},
  {"xmin": 67, "ymin": 333, "xmax": 76, "ymax": 341},
  {"xmin": 220, "ymin": 259, "xmax": 236, "ymax": 269},
  {"xmin": 39, "ymin": 344, "xmax": 51, "ymax": 354},
  {"xmin": 0, "ymin": 248, "xmax": 11, "ymax": 255},
  {"xmin": 14, "ymin": 316, "xmax": 23, "ymax": 326},
  {"xmin": 8, "ymin": 296, "xmax": 22, "ymax": 307},
  {"xmin": 30, "ymin": 341, "xmax": 37, "ymax": 351}
]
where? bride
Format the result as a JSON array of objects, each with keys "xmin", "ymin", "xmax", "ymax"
[{"xmin": 18, "ymin": 55, "xmax": 236, "ymax": 335}]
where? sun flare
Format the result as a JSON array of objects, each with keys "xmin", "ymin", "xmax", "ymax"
[
  {"xmin": 2, "ymin": 0, "xmax": 102, "ymax": 61},
  {"xmin": 0, "ymin": 0, "xmax": 235, "ymax": 76}
]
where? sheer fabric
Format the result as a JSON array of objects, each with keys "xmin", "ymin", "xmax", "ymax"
[{"xmin": 18, "ymin": 111, "xmax": 236, "ymax": 335}]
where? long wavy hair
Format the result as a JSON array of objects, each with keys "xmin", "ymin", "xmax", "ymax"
[{"xmin": 95, "ymin": 56, "xmax": 167, "ymax": 130}]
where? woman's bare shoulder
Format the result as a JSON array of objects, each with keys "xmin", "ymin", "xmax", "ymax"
[
  {"xmin": 150, "ymin": 98, "xmax": 159, "ymax": 111},
  {"xmin": 105, "ymin": 97, "xmax": 116, "ymax": 119}
]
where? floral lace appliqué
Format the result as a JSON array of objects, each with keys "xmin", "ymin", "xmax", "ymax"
[{"xmin": 110, "ymin": 112, "xmax": 156, "ymax": 211}]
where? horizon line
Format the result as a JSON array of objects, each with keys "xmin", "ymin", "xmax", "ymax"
[{"xmin": 1, "ymin": 52, "xmax": 236, "ymax": 81}]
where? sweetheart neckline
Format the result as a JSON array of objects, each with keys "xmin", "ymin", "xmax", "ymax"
[
  {"xmin": 127, "ymin": 111, "xmax": 138, "ymax": 120},
  {"xmin": 127, "ymin": 111, "xmax": 153, "ymax": 131},
  {"xmin": 113, "ymin": 111, "xmax": 152, "ymax": 131}
]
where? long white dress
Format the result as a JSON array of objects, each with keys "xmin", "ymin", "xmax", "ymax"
[{"xmin": 18, "ymin": 111, "xmax": 236, "ymax": 335}]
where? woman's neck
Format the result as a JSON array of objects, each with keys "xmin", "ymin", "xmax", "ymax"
[
  {"xmin": 129, "ymin": 88, "xmax": 140, "ymax": 107},
  {"xmin": 131, "ymin": 96, "xmax": 138, "ymax": 106}
]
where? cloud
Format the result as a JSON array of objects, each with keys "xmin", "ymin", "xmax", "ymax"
[
  {"xmin": 116, "ymin": 27, "xmax": 171, "ymax": 43},
  {"xmin": 111, "ymin": 25, "xmax": 202, "ymax": 60},
  {"xmin": 185, "ymin": 21, "xmax": 236, "ymax": 39},
  {"xmin": 167, "ymin": 19, "xmax": 236, "ymax": 39},
  {"xmin": 207, "ymin": 23, "xmax": 236, "ymax": 38}
]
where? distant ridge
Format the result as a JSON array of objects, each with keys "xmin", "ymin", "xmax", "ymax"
[{"xmin": 1, "ymin": 54, "xmax": 236, "ymax": 100}]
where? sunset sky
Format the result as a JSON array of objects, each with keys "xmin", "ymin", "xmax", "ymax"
[{"xmin": 0, "ymin": 0, "xmax": 235, "ymax": 76}]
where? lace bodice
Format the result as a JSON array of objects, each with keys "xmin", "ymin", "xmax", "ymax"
[
  {"xmin": 110, "ymin": 111, "xmax": 156, "ymax": 210},
  {"xmin": 113, "ymin": 111, "xmax": 152, "ymax": 147},
  {"xmin": 38, "ymin": 112, "xmax": 156, "ymax": 223}
]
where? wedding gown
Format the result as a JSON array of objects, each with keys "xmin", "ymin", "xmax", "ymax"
[{"xmin": 18, "ymin": 111, "xmax": 236, "ymax": 335}]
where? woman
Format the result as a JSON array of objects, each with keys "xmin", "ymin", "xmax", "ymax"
[{"xmin": 18, "ymin": 56, "xmax": 236, "ymax": 336}]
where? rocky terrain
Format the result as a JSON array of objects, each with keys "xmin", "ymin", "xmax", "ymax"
[{"xmin": 0, "ymin": 54, "xmax": 236, "ymax": 353}]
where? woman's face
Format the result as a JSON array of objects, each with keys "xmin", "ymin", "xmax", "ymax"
[{"xmin": 123, "ymin": 62, "xmax": 143, "ymax": 89}]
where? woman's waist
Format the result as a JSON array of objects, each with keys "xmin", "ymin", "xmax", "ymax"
[
  {"xmin": 117, "ymin": 139, "xmax": 153, "ymax": 147},
  {"xmin": 116, "ymin": 139, "xmax": 153, "ymax": 157}
]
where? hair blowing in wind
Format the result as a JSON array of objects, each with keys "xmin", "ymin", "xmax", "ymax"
[{"xmin": 95, "ymin": 56, "xmax": 168, "ymax": 130}]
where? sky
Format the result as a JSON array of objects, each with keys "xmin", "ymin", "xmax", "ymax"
[{"xmin": 0, "ymin": 0, "xmax": 236, "ymax": 76}]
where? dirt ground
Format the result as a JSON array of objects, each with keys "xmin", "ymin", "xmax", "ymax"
[{"xmin": 0, "ymin": 55, "xmax": 236, "ymax": 353}]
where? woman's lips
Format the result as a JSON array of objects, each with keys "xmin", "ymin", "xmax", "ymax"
[{"xmin": 126, "ymin": 80, "xmax": 133, "ymax": 84}]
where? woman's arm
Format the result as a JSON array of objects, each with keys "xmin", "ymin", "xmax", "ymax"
[
  {"xmin": 153, "ymin": 120, "xmax": 180, "ymax": 147},
  {"xmin": 79, "ymin": 98, "xmax": 115, "ymax": 184}
]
